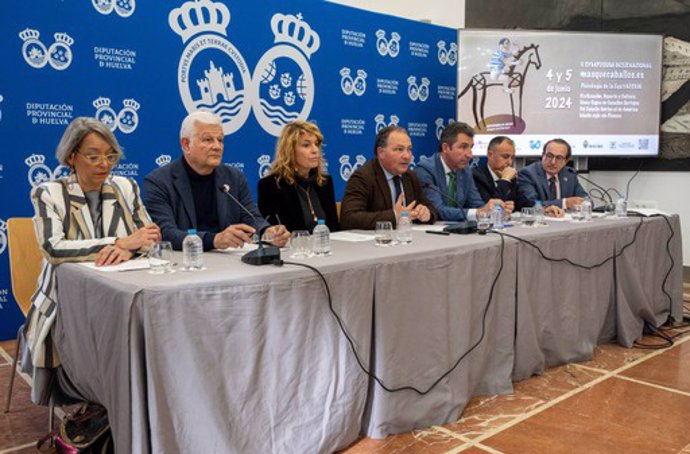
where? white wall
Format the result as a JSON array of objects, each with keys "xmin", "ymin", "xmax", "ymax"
[
  {"xmin": 327, "ymin": 0, "xmax": 465, "ymax": 29},
  {"xmin": 590, "ymin": 171, "xmax": 689, "ymax": 265}
]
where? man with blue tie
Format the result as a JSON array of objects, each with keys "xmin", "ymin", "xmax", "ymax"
[
  {"xmin": 517, "ymin": 138, "xmax": 586, "ymax": 211},
  {"xmin": 417, "ymin": 122, "xmax": 509, "ymax": 222}
]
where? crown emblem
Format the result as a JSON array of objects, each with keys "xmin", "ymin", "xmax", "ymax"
[
  {"xmin": 390, "ymin": 32, "xmax": 400, "ymax": 41},
  {"xmin": 122, "ymin": 98, "xmax": 140, "ymax": 110},
  {"xmin": 270, "ymin": 13, "xmax": 320, "ymax": 58},
  {"xmin": 25, "ymin": 154, "xmax": 46, "ymax": 167},
  {"xmin": 169, "ymin": 0, "xmax": 231, "ymax": 43},
  {"xmin": 339, "ymin": 155, "xmax": 351, "ymax": 164},
  {"xmin": 437, "ymin": 40, "xmax": 446, "ymax": 49},
  {"xmin": 53, "ymin": 32, "xmax": 74, "ymax": 46},
  {"xmin": 257, "ymin": 154, "xmax": 271, "ymax": 165},
  {"xmin": 19, "ymin": 28, "xmax": 41, "ymax": 42},
  {"xmin": 356, "ymin": 69, "xmax": 367, "ymax": 79},
  {"xmin": 435, "ymin": 118, "xmax": 444, "ymax": 127},
  {"xmin": 355, "ymin": 155, "xmax": 366, "ymax": 165},
  {"xmin": 92, "ymin": 97, "xmax": 112, "ymax": 109},
  {"xmin": 155, "ymin": 154, "xmax": 172, "ymax": 166},
  {"xmin": 0, "ymin": 219, "xmax": 7, "ymax": 232},
  {"xmin": 376, "ymin": 30, "xmax": 386, "ymax": 39},
  {"xmin": 389, "ymin": 115, "xmax": 400, "ymax": 125},
  {"xmin": 339, "ymin": 68, "xmax": 351, "ymax": 77},
  {"xmin": 374, "ymin": 114, "xmax": 384, "ymax": 123}
]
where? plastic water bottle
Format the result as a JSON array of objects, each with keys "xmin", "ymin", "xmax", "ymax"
[
  {"xmin": 491, "ymin": 202, "xmax": 504, "ymax": 229},
  {"xmin": 182, "ymin": 229, "xmax": 204, "ymax": 270},
  {"xmin": 313, "ymin": 219, "xmax": 331, "ymax": 256},
  {"xmin": 396, "ymin": 211, "xmax": 413, "ymax": 244},
  {"xmin": 534, "ymin": 200, "xmax": 544, "ymax": 225},
  {"xmin": 582, "ymin": 196, "xmax": 593, "ymax": 221},
  {"xmin": 615, "ymin": 196, "xmax": 627, "ymax": 217}
]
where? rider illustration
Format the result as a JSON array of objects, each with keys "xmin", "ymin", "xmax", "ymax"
[{"xmin": 489, "ymin": 38, "xmax": 521, "ymax": 93}]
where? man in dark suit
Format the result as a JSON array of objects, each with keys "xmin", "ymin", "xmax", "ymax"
[
  {"xmin": 340, "ymin": 126, "xmax": 436, "ymax": 230},
  {"xmin": 143, "ymin": 111, "xmax": 290, "ymax": 250},
  {"xmin": 416, "ymin": 122, "xmax": 509, "ymax": 222},
  {"xmin": 517, "ymin": 138, "xmax": 587, "ymax": 211},
  {"xmin": 473, "ymin": 136, "xmax": 517, "ymax": 206}
]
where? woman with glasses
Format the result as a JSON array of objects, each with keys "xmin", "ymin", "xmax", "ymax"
[
  {"xmin": 23, "ymin": 116, "xmax": 160, "ymax": 404},
  {"xmin": 258, "ymin": 121, "xmax": 339, "ymax": 232}
]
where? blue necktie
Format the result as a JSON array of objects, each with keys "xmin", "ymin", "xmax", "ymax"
[{"xmin": 393, "ymin": 176, "xmax": 402, "ymax": 203}]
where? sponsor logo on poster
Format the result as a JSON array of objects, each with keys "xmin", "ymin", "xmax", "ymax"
[
  {"xmin": 19, "ymin": 29, "xmax": 74, "ymax": 70},
  {"xmin": 375, "ymin": 30, "xmax": 400, "ymax": 58},
  {"xmin": 340, "ymin": 68, "xmax": 367, "ymax": 96},
  {"xmin": 92, "ymin": 97, "xmax": 140, "ymax": 134},
  {"xmin": 92, "ymin": 0, "xmax": 136, "ymax": 17},
  {"xmin": 339, "ymin": 154, "xmax": 366, "ymax": 181}
]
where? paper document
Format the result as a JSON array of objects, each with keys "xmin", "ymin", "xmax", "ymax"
[
  {"xmin": 78, "ymin": 258, "xmax": 151, "ymax": 272},
  {"xmin": 627, "ymin": 208, "xmax": 669, "ymax": 217},
  {"xmin": 330, "ymin": 231, "xmax": 375, "ymax": 242}
]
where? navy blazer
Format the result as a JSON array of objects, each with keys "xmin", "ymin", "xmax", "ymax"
[
  {"xmin": 257, "ymin": 173, "xmax": 340, "ymax": 232},
  {"xmin": 472, "ymin": 162, "xmax": 517, "ymax": 205},
  {"xmin": 517, "ymin": 161, "xmax": 587, "ymax": 208},
  {"xmin": 143, "ymin": 158, "xmax": 266, "ymax": 250},
  {"xmin": 416, "ymin": 153, "xmax": 485, "ymax": 222}
]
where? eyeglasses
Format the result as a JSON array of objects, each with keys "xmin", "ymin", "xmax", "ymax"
[
  {"xmin": 77, "ymin": 152, "xmax": 120, "ymax": 165},
  {"xmin": 543, "ymin": 152, "xmax": 567, "ymax": 163}
]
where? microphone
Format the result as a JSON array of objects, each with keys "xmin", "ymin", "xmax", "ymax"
[
  {"xmin": 422, "ymin": 183, "xmax": 477, "ymax": 234},
  {"xmin": 575, "ymin": 174, "xmax": 616, "ymax": 213},
  {"xmin": 218, "ymin": 184, "xmax": 280, "ymax": 266}
]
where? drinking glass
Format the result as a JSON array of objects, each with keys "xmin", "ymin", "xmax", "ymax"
[
  {"xmin": 572, "ymin": 204, "xmax": 585, "ymax": 222},
  {"xmin": 477, "ymin": 211, "xmax": 491, "ymax": 234},
  {"xmin": 148, "ymin": 241, "xmax": 174, "ymax": 274},
  {"xmin": 375, "ymin": 221, "xmax": 394, "ymax": 247},
  {"xmin": 521, "ymin": 207, "xmax": 536, "ymax": 227},
  {"xmin": 289, "ymin": 230, "xmax": 312, "ymax": 259}
]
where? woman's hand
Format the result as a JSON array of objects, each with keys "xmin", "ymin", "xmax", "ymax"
[
  {"xmin": 95, "ymin": 245, "xmax": 134, "ymax": 267},
  {"xmin": 115, "ymin": 224, "xmax": 161, "ymax": 251}
]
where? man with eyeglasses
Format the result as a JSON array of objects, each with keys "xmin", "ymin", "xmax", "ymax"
[
  {"xmin": 143, "ymin": 111, "xmax": 290, "ymax": 250},
  {"xmin": 517, "ymin": 138, "xmax": 587, "ymax": 212},
  {"xmin": 416, "ymin": 122, "xmax": 509, "ymax": 222}
]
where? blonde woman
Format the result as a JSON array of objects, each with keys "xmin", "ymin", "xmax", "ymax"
[{"xmin": 258, "ymin": 121, "xmax": 339, "ymax": 232}]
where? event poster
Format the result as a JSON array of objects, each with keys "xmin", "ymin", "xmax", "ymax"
[{"xmin": 457, "ymin": 31, "xmax": 662, "ymax": 156}]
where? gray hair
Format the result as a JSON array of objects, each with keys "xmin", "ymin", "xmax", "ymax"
[
  {"xmin": 55, "ymin": 117, "xmax": 123, "ymax": 166},
  {"xmin": 438, "ymin": 121, "xmax": 475, "ymax": 152},
  {"xmin": 180, "ymin": 111, "xmax": 222, "ymax": 140}
]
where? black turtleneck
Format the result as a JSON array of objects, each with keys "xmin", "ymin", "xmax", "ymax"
[{"xmin": 182, "ymin": 157, "xmax": 219, "ymax": 235}]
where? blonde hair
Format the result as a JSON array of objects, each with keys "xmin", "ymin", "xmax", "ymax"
[{"xmin": 269, "ymin": 121, "xmax": 326, "ymax": 186}]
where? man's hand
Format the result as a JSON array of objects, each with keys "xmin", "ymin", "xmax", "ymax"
[
  {"xmin": 564, "ymin": 196, "xmax": 584, "ymax": 210},
  {"xmin": 499, "ymin": 166, "xmax": 517, "ymax": 181},
  {"xmin": 394, "ymin": 194, "xmax": 417, "ymax": 220},
  {"xmin": 213, "ymin": 224, "xmax": 256, "ymax": 249},
  {"xmin": 545, "ymin": 205, "xmax": 565, "ymax": 218},
  {"xmin": 409, "ymin": 204, "xmax": 431, "ymax": 223},
  {"xmin": 478, "ymin": 198, "xmax": 504, "ymax": 215},
  {"xmin": 115, "ymin": 224, "xmax": 161, "ymax": 251},
  {"xmin": 502, "ymin": 200, "xmax": 514, "ymax": 216},
  {"xmin": 95, "ymin": 245, "xmax": 133, "ymax": 267},
  {"xmin": 264, "ymin": 224, "xmax": 290, "ymax": 247}
]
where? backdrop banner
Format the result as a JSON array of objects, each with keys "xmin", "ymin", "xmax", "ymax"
[{"xmin": 0, "ymin": 0, "xmax": 456, "ymax": 339}]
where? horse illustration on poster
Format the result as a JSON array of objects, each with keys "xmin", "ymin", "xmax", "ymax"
[{"xmin": 458, "ymin": 43, "xmax": 542, "ymax": 131}]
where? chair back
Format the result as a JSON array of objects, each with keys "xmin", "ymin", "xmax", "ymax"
[
  {"xmin": 336, "ymin": 201, "xmax": 342, "ymax": 221},
  {"xmin": 7, "ymin": 218, "xmax": 43, "ymax": 316}
]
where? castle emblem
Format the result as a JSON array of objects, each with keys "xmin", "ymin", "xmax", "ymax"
[
  {"xmin": 19, "ymin": 29, "xmax": 74, "ymax": 70},
  {"xmin": 338, "ymin": 154, "xmax": 367, "ymax": 181},
  {"xmin": 0, "ymin": 219, "xmax": 7, "ymax": 256},
  {"xmin": 92, "ymin": 0, "xmax": 136, "ymax": 17},
  {"xmin": 169, "ymin": 0, "xmax": 252, "ymax": 136},
  {"xmin": 407, "ymin": 76, "xmax": 430, "ymax": 102},
  {"xmin": 375, "ymin": 30, "xmax": 401, "ymax": 58},
  {"xmin": 251, "ymin": 12, "xmax": 320, "ymax": 136},
  {"xmin": 257, "ymin": 154, "xmax": 272, "ymax": 178}
]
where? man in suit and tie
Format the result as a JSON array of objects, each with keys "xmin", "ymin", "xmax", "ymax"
[
  {"xmin": 416, "ymin": 122, "xmax": 509, "ymax": 222},
  {"xmin": 340, "ymin": 125, "xmax": 436, "ymax": 230},
  {"xmin": 144, "ymin": 111, "xmax": 290, "ymax": 250},
  {"xmin": 472, "ymin": 135, "xmax": 518, "ymax": 206},
  {"xmin": 517, "ymin": 138, "xmax": 586, "ymax": 212}
]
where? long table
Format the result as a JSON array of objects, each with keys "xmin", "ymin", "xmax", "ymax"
[{"xmin": 52, "ymin": 214, "xmax": 683, "ymax": 452}]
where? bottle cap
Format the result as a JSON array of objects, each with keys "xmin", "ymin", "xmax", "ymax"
[
  {"xmin": 317, "ymin": 219, "xmax": 325, "ymax": 224},
  {"xmin": 401, "ymin": 211, "xmax": 409, "ymax": 217},
  {"xmin": 187, "ymin": 228, "xmax": 197, "ymax": 234}
]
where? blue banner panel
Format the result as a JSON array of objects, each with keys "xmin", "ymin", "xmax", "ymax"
[{"xmin": 0, "ymin": 0, "xmax": 456, "ymax": 339}]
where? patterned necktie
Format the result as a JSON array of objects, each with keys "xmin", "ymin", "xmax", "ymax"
[
  {"xmin": 447, "ymin": 172, "xmax": 457, "ymax": 207},
  {"xmin": 548, "ymin": 176, "xmax": 557, "ymax": 200},
  {"xmin": 393, "ymin": 176, "xmax": 403, "ymax": 204}
]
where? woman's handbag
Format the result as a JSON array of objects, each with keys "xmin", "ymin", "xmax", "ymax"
[{"xmin": 36, "ymin": 402, "xmax": 113, "ymax": 454}]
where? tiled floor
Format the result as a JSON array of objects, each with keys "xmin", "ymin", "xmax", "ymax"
[{"xmin": 1, "ymin": 284, "xmax": 689, "ymax": 454}]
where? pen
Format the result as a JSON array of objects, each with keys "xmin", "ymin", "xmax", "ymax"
[{"xmin": 426, "ymin": 230, "xmax": 450, "ymax": 235}]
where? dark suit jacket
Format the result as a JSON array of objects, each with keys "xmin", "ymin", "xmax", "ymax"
[
  {"xmin": 517, "ymin": 161, "xmax": 587, "ymax": 208},
  {"xmin": 143, "ymin": 158, "xmax": 266, "ymax": 250},
  {"xmin": 340, "ymin": 158, "xmax": 436, "ymax": 230},
  {"xmin": 416, "ymin": 153, "xmax": 484, "ymax": 222},
  {"xmin": 257, "ymin": 173, "xmax": 340, "ymax": 232},
  {"xmin": 472, "ymin": 162, "xmax": 517, "ymax": 204}
]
